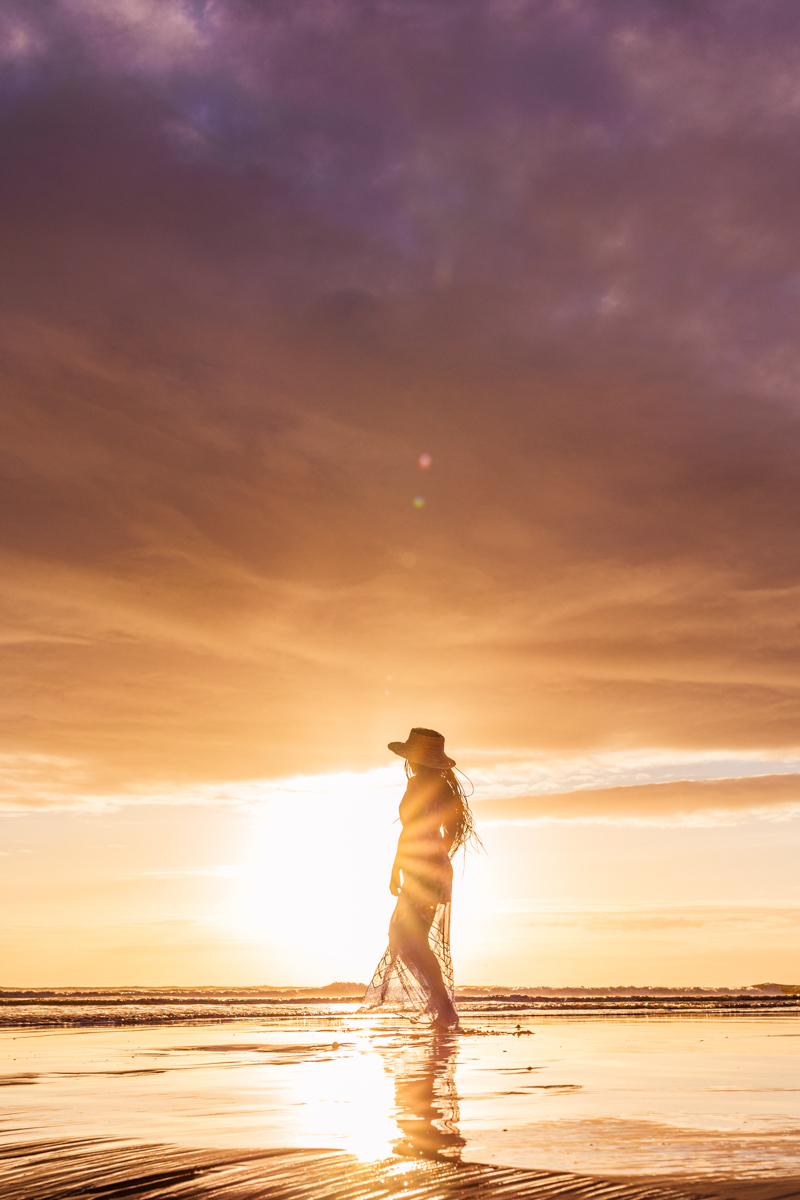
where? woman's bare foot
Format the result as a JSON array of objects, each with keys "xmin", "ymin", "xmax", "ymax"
[{"xmin": 431, "ymin": 1000, "xmax": 460, "ymax": 1030}]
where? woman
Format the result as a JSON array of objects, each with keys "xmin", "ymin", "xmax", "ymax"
[{"xmin": 362, "ymin": 728, "xmax": 479, "ymax": 1030}]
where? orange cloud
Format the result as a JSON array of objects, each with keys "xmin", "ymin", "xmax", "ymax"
[{"xmin": 476, "ymin": 774, "xmax": 800, "ymax": 825}]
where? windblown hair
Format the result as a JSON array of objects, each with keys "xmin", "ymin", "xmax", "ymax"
[{"xmin": 404, "ymin": 727, "xmax": 483, "ymax": 856}]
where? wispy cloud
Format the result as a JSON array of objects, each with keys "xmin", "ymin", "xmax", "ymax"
[
  {"xmin": 471, "ymin": 902, "xmax": 800, "ymax": 933},
  {"xmin": 477, "ymin": 773, "xmax": 800, "ymax": 826},
  {"xmin": 131, "ymin": 865, "xmax": 241, "ymax": 880}
]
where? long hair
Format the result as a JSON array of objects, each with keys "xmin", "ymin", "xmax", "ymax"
[{"xmin": 404, "ymin": 728, "xmax": 483, "ymax": 857}]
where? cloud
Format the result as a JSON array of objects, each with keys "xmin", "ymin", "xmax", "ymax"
[
  {"xmin": 473, "ymin": 902, "xmax": 800, "ymax": 934},
  {"xmin": 3, "ymin": 2, "xmax": 800, "ymax": 792},
  {"xmin": 131, "ymin": 865, "xmax": 241, "ymax": 879},
  {"xmin": 477, "ymin": 773, "xmax": 800, "ymax": 826},
  {"xmin": 0, "ymin": 754, "xmax": 405, "ymax": 812},
  {"xmin": 64, "ymin": 0, "xmax": 207, "ymax": 65}
]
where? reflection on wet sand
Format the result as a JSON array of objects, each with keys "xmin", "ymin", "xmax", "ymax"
[
  {"xmin": 389, "ymin": 1035, "xmax": 466, "ymax": 1160},
  {"xmin": 3, "ymin": 1014, "xmax": 800, "ymax": 1183}
]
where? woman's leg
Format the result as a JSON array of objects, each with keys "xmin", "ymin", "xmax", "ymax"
[{"xmin": 392, "ymin": 899, "xmax": 459, "ymax": 1027}]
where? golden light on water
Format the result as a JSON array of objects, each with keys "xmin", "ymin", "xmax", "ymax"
[{"xmin": 282, "ymin": 1040, "xmax": 398, "ymax": 1161}]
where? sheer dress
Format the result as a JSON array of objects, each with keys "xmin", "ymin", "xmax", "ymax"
[{"xmin": 362, "ymin": 774, "xmax": 458, "ymax": 1025}]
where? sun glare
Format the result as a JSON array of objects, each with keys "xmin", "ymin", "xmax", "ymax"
[
  {"xmin": 281, "ymin": 1038, "xmax": 397, "ymax": 1160},
  {"xmin": 235, "ymin": 769, "xmax": 401, "ymax": 980}
]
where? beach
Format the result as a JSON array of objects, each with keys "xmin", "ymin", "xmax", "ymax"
[{"xmin": 2, "ymin": 990, "xmax": 799, "ymax": 1198}]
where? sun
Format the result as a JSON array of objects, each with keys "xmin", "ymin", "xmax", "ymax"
[{"xmin": 234, "ymin": 769, "xmax": 401, "ymax": 979}]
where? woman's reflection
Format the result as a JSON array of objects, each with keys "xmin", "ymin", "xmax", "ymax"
[{"xmin": 390, "ymin": 1034, "xmax": 466, "ymax": 1160}]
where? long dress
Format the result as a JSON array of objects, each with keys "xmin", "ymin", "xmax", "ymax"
[{"xmin": 362, "ymin": 774, "xmax": 459, "ymax": 1026}]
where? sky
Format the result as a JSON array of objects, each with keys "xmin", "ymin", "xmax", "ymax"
[{"xmin": 1, "ymin": 0, "xmax": 800, "ymax": 986}]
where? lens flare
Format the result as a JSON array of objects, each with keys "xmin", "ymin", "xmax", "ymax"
[
  {"xmin": 413, "ymin": 496, "xmax": 425, "ymax": 508},
  {"xmin": 418, "ymin": 453, "xmax": 432, "ymax": 468}
]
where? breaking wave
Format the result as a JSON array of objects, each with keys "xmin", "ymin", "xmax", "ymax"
[{"xmin": 1, "ymin": 983, "xmax": 798, "ymax": 1028}]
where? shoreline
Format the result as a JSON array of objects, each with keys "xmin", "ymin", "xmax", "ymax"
[
  {"xmin": 3, "ymin": 992, "xmax": 799, "ymax": 1033},
  {"xmin": 3, "ymin": 1139, "xmax": 800, "ymax": 1200}
]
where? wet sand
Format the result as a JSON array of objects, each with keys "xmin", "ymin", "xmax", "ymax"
[
  {"xmin": 2, "ymin": 1008, "xmax": 799, "ymax": 1198},
  {"xmin": 2, "ymin": 1139, "xmax": 800, "ymax": 1200}
]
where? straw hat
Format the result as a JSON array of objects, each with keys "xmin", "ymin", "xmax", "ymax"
[{"xmin": 388, "ymin": 727, "xmax": 456, "ymax": 769}]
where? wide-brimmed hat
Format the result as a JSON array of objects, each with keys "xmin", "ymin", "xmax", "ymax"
[{"xmin": 388, "ymin": 728, "xmax": 455, "ymax": 769}]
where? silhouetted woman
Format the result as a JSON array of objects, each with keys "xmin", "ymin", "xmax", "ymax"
[{"xmin": 363, "ymin": 728, "xmax": 479, "ymax": 1030}]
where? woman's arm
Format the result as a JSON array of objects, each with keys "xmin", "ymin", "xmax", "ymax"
[
  {"xmin": 390, "ymin": 783, "xmax": 414, "ymax": 894},
  {"xmin": 441, "ymin": 797, "xmax": 459, "ymax": 855},
  {"xmin": 390, "ymin": 840, "xmax": 406, "ymax": 895}
]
